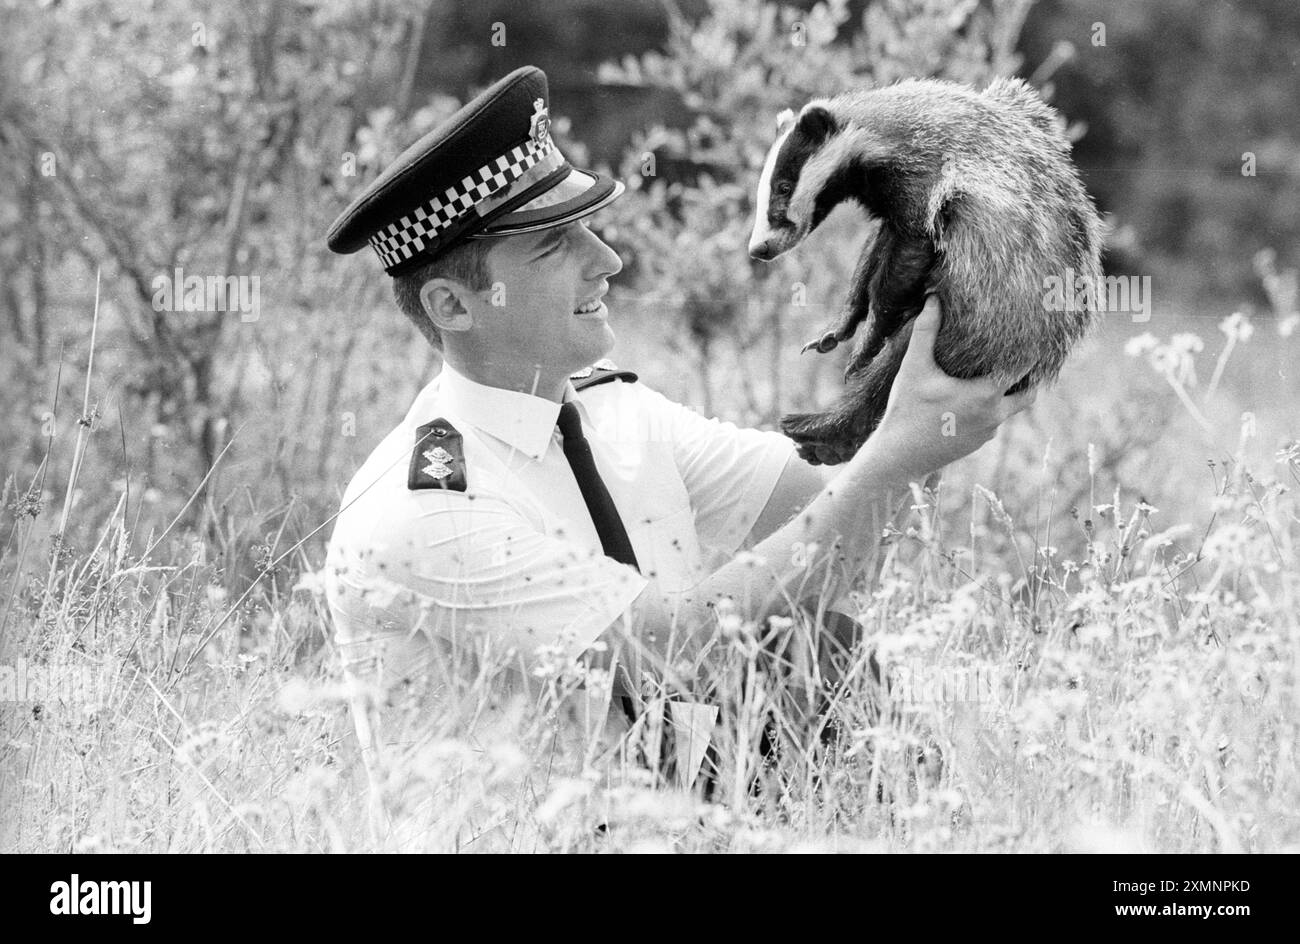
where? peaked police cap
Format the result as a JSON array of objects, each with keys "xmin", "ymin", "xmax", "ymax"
[{"xmin": 326, "ymin": 66, "xmax": 624, "ymax": 275}]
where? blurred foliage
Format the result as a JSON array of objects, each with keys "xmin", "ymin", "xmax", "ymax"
[
  {"xmin": 1020, "ymin": 0, "xmax": 1300, "ymax": 311},
  {"xmin": 0, "ymin": 0, "xmax": 452, "ymax": 561}
]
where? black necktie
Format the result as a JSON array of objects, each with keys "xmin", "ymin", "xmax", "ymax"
[{"xmin": 556, "ymin": 401, "xmax": 640, "ymax": 572}]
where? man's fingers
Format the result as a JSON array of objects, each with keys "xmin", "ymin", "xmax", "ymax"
[{"xmin": 899, "ymin": 294, "xmax": 941, "ymax": 374}]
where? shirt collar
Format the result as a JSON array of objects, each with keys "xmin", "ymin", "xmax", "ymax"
[{"xmin": 406, "ymin": 361, "xmax": 590, "ymax": 461}]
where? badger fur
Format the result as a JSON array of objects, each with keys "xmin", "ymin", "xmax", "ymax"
[{"xmin": 749, "ymin": 77, "xmax": 1104, "ymax": 465}]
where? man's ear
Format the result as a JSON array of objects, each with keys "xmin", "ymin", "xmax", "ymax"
[{"xmin": 419, "ymin": 278, "xmax": 474, "ymax": 333}]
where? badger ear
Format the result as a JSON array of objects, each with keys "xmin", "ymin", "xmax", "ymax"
[
  {"xmin": 775, "ymin": 109, "xmax": 795, "ymax": 134},
  {"xmin": 797, "ymin": 105, "xmax": 836, "ymax": 141}
]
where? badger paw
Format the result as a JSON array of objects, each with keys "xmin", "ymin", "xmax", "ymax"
[
  {"xmin": 794, "ymin": 440, "xmax": 860, "ymax": 466},
  {"xmin": 781, "ymin": 411, "xmax": 862, "ymax": 466},
  {"xmin": 799, "ymin": 330, "xmax": 841, "ymax": 355}
]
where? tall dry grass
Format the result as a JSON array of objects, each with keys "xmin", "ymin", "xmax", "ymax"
[{"xmin": 2, "ymin": 297, "xmax": 1297, "ymax": 853}]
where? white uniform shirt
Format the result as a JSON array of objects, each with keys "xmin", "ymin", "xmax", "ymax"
[{"xmin": 325, "ymin": 360, "xmax": 795, "ymax": 681}]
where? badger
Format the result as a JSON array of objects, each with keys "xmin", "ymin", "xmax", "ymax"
[{"xmin": 748, "ymin": 77, "xmax": 1104, "ymax": 465}]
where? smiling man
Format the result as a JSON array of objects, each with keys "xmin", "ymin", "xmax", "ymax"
[{"xmin": 323, "ymin": 67, "xmax": 1033, "ymax": 767}]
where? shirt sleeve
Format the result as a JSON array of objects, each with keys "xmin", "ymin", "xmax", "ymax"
[
  {"xmin": 326, "ymin": 488, "xmax": 648, "ymax": 678},
  {"xmin": 633, "ymin": 385, "xmax": 797, "ymax": 557}
]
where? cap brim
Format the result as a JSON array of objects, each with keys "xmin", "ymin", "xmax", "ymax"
[{"xmin": 471, "ymin": 168, "xmax": 624, "ymax": 236}]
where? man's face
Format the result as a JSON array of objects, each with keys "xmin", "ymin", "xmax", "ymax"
[{"xmin": 464, "ymin": 219, "xmax": 623, "ymax": 375}]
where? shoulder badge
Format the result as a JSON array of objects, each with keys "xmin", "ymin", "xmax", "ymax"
[
  {"xmin": 408, "ymin": 418, "xmax": 467, "ymax": 491},
  {"xmin": 570, "ymin": 358, "xmax": 638, "ymax": 391}
]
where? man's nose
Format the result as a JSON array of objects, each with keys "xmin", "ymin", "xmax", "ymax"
[{"xmin": 583, "ymin": 227, "xmax": 623, "ymax": 277}]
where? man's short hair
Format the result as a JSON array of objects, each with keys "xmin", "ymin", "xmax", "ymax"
[{"xmin": 391, "ymin": 239, "xmax": 494, "ymax": 348}]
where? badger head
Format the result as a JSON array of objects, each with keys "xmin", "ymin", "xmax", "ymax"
[{"xmin": 748, "ymin": 103, "xmax": 839, "ymax": 261}]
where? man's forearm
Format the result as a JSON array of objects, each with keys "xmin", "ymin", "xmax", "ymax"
[
  {"xmin": 698, "ymin": 428, "xmax": 921, "ymax": 616},
  {"xmin": 629, "ymin": 429, "xmax": 925, "ymax": 653}
]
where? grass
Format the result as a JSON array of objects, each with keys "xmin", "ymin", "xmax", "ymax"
[{"xmin": 2, "ymin": 302, "xmax": 1298, "ymax": 853}]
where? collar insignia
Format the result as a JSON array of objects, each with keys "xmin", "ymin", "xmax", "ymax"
[
  {"xmin": 570, "ymin": 359, "xmax": 639, "ymax": 392},
  {"xmin": 570, "ymin": 358, "xmax": 620, "ymax": 381}
]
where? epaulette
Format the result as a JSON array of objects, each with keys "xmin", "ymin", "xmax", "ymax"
[
  {"xmin": 408, "ymin": 418, "xmax": 467, "ymax": 491},
  {"xmin": 570, "ymin": 358, "xmax": 638, "ymax": 391}
]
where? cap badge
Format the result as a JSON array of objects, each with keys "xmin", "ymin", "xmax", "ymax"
[
  {"xmin": 529, "ymin": 98, "xmax": 551, "ymax": 149},
  {"xmin": 421, "ymin": 445, "xmax": 455, "ymax": 480}
]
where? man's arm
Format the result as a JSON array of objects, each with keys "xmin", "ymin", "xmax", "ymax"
[
  {"xmin": 618, "ymin": 295, "xmax": 1035, "ymax": 662},
  {"xmin": 745, "ymin": 452, "xmax": 834, "ymax": 546}
]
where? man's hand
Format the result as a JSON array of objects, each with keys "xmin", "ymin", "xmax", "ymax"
[{"xmin": 866, "ymin": 295, "xmax": 1036, "ymax": 481}]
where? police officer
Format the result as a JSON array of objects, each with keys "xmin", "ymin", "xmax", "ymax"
[{"xmin": 323, "ymin": 67, "xmax": 1034, "ymax": 759}]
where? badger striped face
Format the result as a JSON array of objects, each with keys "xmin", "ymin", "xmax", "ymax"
[{"xmin": 748, "ymin": 104, "xmax": 838, "ymax": 261}]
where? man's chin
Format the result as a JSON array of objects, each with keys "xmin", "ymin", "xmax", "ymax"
[{"xmin": 573, "ymin": 326, "xmax": 616, "ymax": 370}]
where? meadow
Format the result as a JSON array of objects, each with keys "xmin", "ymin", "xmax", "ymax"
[{"xmin": 2, "ymin": 264, "xmax": 1296, "ymax": 853}]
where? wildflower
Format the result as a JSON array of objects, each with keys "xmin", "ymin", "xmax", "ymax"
[
  {"xmin": 1218, "ymin": 310, "xmax": 1254, "ymax": 343},
  {"xmin": 717, "ymin": 609, "xmax": 747, "ymax": 640},
  {"xmin": 1124, "ymin": 333, "xmax": 1159, "ymax": 357},
  {"xmin": 766, "ymin": 614, "xmax": 794, "ymax": 633},
  {"xmin": 535, "ymin": 777, "xmax": 593, "ymax": 824},
  {"xmin": 7, "ymin": 484, "xmax": 44, "ymax": 519},
  {"xmin": 277, "ymin": 677, "xmax": 314, "ymax": 713},
  {"xmin": 532, "ymin": 632, "xmax": 582, "ymax": 682},
  {"xmin": 291, "ymin": 570, "xmax": 326, "ymax": 596}
]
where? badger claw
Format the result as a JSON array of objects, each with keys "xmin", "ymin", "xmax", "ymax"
[{"xmin": 800, "ymin": 330, "xmax": 841, "ymax": 355}]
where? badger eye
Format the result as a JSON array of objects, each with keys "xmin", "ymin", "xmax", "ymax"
[{"xmin": 775, "ymin": 180, "xmax": 793, "ymax": 197}]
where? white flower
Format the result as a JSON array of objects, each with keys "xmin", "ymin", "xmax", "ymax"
[
  {"xmin": 1170, "ymin": 332, "xmax": 1205, "ymax": 354},
  {"xmin": 291, "ymin": 570, "xmax": 326, "ymax": 596},
  {"xmin": 1219, "ymin": 311, "xmax": 1254, "ymax": 342},
  {"xmin": 1124, "ymin": 333, "xmax": 1159, "ymax": 357}
]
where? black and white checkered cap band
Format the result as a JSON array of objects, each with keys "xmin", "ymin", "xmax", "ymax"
[{"xmin": 368, "ymin": 136, "xmax": 557, "ymax": 270}]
